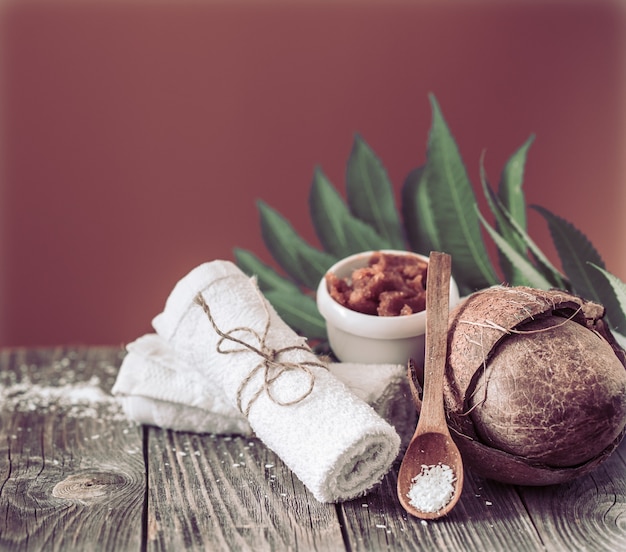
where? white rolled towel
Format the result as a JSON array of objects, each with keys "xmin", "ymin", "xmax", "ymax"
[
  {"xmin": 112, "ymin": 333, "xmax": 416, "ymax": 444},
  {"xmin": 151, "ymin": 260, "xmax": 401, "ymax": 503}
]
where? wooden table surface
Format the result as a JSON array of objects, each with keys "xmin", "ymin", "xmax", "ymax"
[{"xmin": 1, "ymin": 346, "xmax": 625, "ymax": 551}]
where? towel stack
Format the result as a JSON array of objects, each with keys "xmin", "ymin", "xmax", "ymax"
[
  {"xmin": 112, "ymin": 261, "xmax": 414, "ymax": 503},
  {"xmin": 115, "ymin": 333, "xmax": 416, "ymax": 443}
]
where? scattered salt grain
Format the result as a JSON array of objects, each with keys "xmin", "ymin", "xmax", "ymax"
[
  {"xmin": 0, "ymin": 375, "xmax": 127, "ymax": 421},
  {"xmin": 407, "ymin": 463, "xmax": 456, "ymax": 513}
]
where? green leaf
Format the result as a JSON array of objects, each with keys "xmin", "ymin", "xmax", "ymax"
[
  {"xmin": 263, "ymin": 289, "xmax": 328, "ymax": 340},
  {"xmin": 612, "ymin": 331, "xmax": 626, "ymax": 352},
  {"xmin": 589, "ymin": 264, "xmax": 626, "ymax": 333},
  {"xmin": 258, "ymin": 200, "xmax": 337, "ymax": 290},
  {"xmin": 402, "ymin": 166, "xmax": 441, "ymax": 254},
  {"xmin": 309, "ymin": 168, "xmax": 392, "ymax": 258},
  {"xmin": 477, "ymin": 209, "xmax": 553, "ymax": 289},
  {"xmin": 480, "ymin": 155, "xmax": 525, "ymax": 285},
  {"xmin": 494, "ymin": 137, "xmax": 534, "ymax": 284},
  {"xmin": 490, "ymin": 195, "xmax": 567, "ymax": 289},
  {"xmin": 479, "ymin": 161, "xmax": 567, "ymax": 289},
  {"xmin": 498, "ymin": 135, "xmax": 534, "ymax": 230},
  {"xmin": 422, "ymin": 94, "xmax": 499, "ymax": 293},
  {"xmin": 346, "ymin": 134, "xmax": 405, "ymax": 249},
  {"xmin": 532, "ymin": 205, "xmax": 626, "ymax": 329},
  {"xmin": 233, "ymin": 248, "xmax": 301, "ymax": 293}
]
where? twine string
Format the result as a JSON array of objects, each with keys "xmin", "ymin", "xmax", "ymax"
[{"xmin": 193, "ymin": 291, "xmax": 327, "ymax": 417}]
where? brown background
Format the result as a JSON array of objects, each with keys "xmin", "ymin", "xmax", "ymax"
[{"xmin": 1, "ymin": 0, "xmax": 625, "ymax": 347}]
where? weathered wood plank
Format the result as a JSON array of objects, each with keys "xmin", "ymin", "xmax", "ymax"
[
  {"xmin": 3, "ymin": 346, "xmax": 626, "ymax": 552},
  {"xmin": 339, "ymin": 441, "xmax": 626, "ymax": 552},
  {"xmin": 339, "ymin": 460, "xmax": 545, "ymax": 551},
  {"xmin": 145, "ymin": 429, "xmax": 346, "ymax": 551},
  {"xmin": 518, "ymin": 437, "xmax": 626, "ymax": 552},
  {"xmin": 0, "ymin": 347, "xmax": 145, "ymax": 552}
]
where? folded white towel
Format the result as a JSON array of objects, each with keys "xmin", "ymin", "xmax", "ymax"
[
  {"xmin": 112, "ymin": 333, "xmax": 251, "ymax": 435},
  {"xmin": 112, "ymin": 333, "xmax": 416, "ymax": 443},
  {"xmin": 150, "ymin": 260, "xmax": 401, "ymax": 503}
]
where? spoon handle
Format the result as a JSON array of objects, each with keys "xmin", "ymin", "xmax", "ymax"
[{"xmin": 418, "ymin": 251, "xmax": 452, "ymax": 433}]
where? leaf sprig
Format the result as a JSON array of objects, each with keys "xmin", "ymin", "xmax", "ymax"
[{"xmin": 235, "ymin": 94, "xmax": 626, "ymax": 342}]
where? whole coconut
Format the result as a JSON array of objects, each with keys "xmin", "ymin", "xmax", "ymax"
[{"xmin": 443, "ymin": 286, "xmax": 626, "ymax": 485}]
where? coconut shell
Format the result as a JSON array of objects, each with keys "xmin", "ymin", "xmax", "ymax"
[{"xmin": 443, "ymin": 286, "xmax": 626, "ymax": 485}]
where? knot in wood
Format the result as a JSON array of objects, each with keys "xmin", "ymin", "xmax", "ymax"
[{"xmin": 52, "ymin": 471, "xmax": 127, "ymax": 503}]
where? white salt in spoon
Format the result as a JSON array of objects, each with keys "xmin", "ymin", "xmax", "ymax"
[{"xmin": 397, "ymin": 251, "xmax": 464, "ymax": 520}]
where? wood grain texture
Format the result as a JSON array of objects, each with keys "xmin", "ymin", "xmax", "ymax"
[
  {"xmin": 1, "ymin": 346, "xmax": 626, "ymax": 551},
  {"xmin": 0, "ymin": 347, "xmax": 145, "ymax": 552},
  {"xmin": 145, "ymin": 430, "xmax": 345, "ymax": 551},
  {"xmin": 517, "ymin": 438, "xmax": 626, "ymax": 552},
  {"xmin": 340, "ymin": 459, "xmax": 544, "ymax": 551}
]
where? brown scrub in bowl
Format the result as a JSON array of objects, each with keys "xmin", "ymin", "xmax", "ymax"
[{"xmin": 325, "ymin": 252, "xmax": 428, "ymax": 316}]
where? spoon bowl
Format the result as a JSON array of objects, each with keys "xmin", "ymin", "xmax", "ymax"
[
  {"xmin": 396, "ymin": 252, "xmax": 464, "ymax": 520},
  {"xmin": 397, "ymin": 430, "xmax": 464, "ymax": 519}
]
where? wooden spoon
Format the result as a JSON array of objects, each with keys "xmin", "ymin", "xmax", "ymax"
[{"xmin": 396, "ymin": 251, "xmax": 464, "ymax": 520}]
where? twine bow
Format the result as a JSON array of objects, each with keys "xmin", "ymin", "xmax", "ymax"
[{"xmin": 194, "ymin": 291, "xmax": 327, "ymax": 417}]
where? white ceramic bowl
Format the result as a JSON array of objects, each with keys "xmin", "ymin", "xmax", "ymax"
[{"xmin": 316, "ymin": 250, "xmax": 460, "ymax": 368}]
